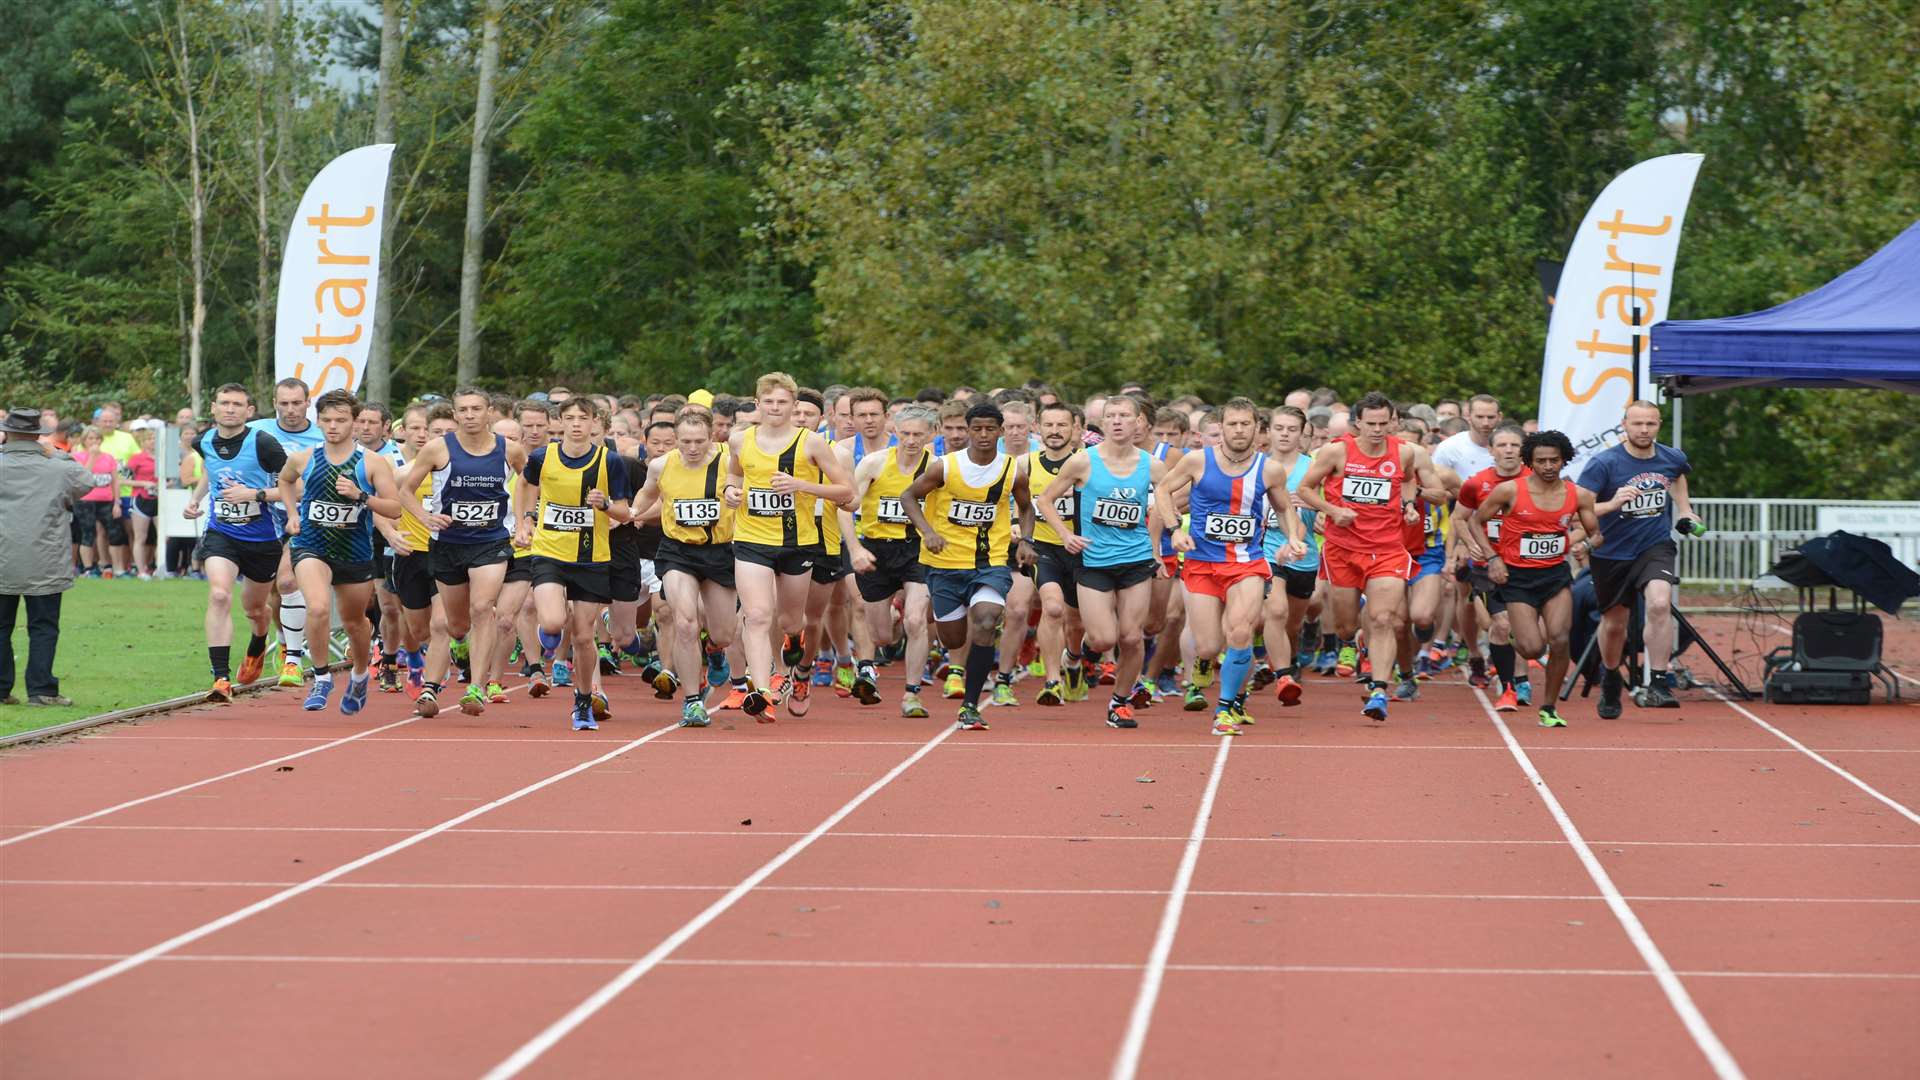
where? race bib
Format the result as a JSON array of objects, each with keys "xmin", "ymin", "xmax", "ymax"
[
  {"xmin": 1520, "ymin": 532, "xmax": 1566, "ymax": 560},
  {"xmin": 214, "ymin": 499, "xmax": 259, "ymax": 523},
  {"xmin": 1624, "ymin": 488, "xmax": 1668, "ymax": 517},
  {"xmin": 876, "ymin": 496, "xmax": 910, "ymax": 524},
  {"xmin": 1052, "ymin": 494, "xmax": 1077, "ymax": 521},
  {"xmin": 674, "ymin": 498, "xmax": 723, "ymax": 527},
  {"xmin": 449, "ymin": 501, "xmax": 500, "ymax": 526},
  {"xmin": 1202, "ymin": 513, "xmax": 1258, "ymax": 542},
  {"xmin": 1340, "ymin": 475, "xmax": 1391, "ymax": 506},
  {"xmin": 308, "ymin": 501, "xmax": 364, "ymax": 528},
  {"xmin": 90, "ymin": 472, "xmax": 114, "ymax": 488},
  {"xmin": 1486, "ymin": 517, "xmax": 1503, "ymax": 541},
  {"xmin": 1266, "ymin": 507, "xmax": 1285, "ymax": 530},
  {"xmin": 1090, "ymin": 497, "xmax": 1143, "ymax": 529},
  {"xmin": 947, "ymin": 499, "xmax": 996, "ymax": 526},
  {"xmin": 542, "ymin": 502, "xmax": 592, "ymax": 531},
  {"xmin": 746, "ymin": 487, "xmax": 793, "ymax": 517}
]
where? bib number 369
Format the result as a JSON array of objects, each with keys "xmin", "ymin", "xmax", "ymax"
[{"xmin": 1202, "ymin": 513, "xmax": 1257, "ymax": 541}]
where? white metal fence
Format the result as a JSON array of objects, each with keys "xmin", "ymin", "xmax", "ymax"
[{"xmin": 1681, "ymin": 498, "xmax": 1920, "ymax": 587}]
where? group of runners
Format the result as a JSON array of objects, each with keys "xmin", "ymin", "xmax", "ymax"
[{"xmin": 182, "ymin": 374, "xmax": 1697, "ymax": 735}]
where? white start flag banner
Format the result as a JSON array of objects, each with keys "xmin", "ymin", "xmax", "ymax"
[
  {"xmin": 1537, "ymin": 152, "xmax": 1703, "ymax": 480},
  {"xmin": 274, "ymin": 143, "xmax": 396, "ymax": 397}
]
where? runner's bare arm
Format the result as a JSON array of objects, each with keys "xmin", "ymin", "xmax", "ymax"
[
  {"xmin": 396, "ymin": 440, "xmax": 448, "ymax": 529},
  {"xmin": 1012, "ymin": 457, "xmax": 1036, "ymax": 567},
  {"xmin": 277, "ymin": 451, "xmax": 308, "ymax": 537},
  {"xmin": 183, "ymin": 468, "xmax": 208, "ymax": 519},
  {"xmin": 513, "ymin": 475, "xmax": 539, "ymax": 549},
  {"xmin": 1263, "ymin": 458, "xmax": 1308, "ymax": 557},
  {"xmin": 632, "ymin": 457, "xmax": 666, "ymax": 525},
  {"xmin": 900, "ymin": 456, "xmax": 947, "ymax": 555},
  {"xmin": 1575, "ymin": 487, "xmax": 1604, "ymax": 555},
  {"xmin": 1470, "ymin": 481, "xmax": 1516, "ymax": 582},
  {"xmin": 1035, "ymin": 453, "xmax": 1089, "ymax": 549},
  {"xmin": 1410, "ymin": 445, "xmax": 1448, "ymax": 504},
  {"xmin": 1671, "ymin": 473, "xmax": 1695, "ymax": 522},
  {"xmin": 1293, "ymin": 444, "xmax": 1350, "ymax": 524},
  {"xmin": 840, "ymin": 453, "xmax": 885, "ymax": 571},
  {"xmin": 361, "ymin": 455, "xmax": 404, "ymax": 519},
  {"xmin": 1154, "ymin": 453, "xmax": 1200, "ymax": 531},
  {"xmin": 722, "ymin": 430, "xmax": 745, "ymax": 507}
]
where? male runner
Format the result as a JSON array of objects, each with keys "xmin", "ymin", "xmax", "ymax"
[
  {"xmin": 1432, "ymin": 394, "xmax": 1500, "ymax": 683},
  {"xmin": 396, "ymin": 388, "xmax": 525, "ymax": 716},
  {"xmin": 183, "ymin": 384, "xmax": 287, "ymax": 701},
  {"xmin": 1143, "ymin": 408, "xmax": 1191, "ymax": 703},
  {"xmin": 723, "ymin": 372, "xmax": 854, "ymax": 720},
  {"xmin": 1295, "ymin": 392, "xmax": 1445, "ymax": 722},
  {"xmin": 514, "ymin": 397, "xmax": 634, "ymax": 732},
  {"xmin": 354, "ymin": 402, "xmax": 410, "ymax": 690},
  {"xmin": 636, "ymin": 409, "xmax": 737, "ymax": 727},
  {"xmin": 790, "ymin": 388, "xmax": 857, "ymax": 718},
  {"xmin": 249, "ymin": 378, "xmax": 326, "ymax": 686},
  {"xmin": 1466, "ymin": 430, "xmax": 1602, "ymax": 728},
  {"xmin": 1258, "ymin": 405, "xmax": 1317, "ymax": 707},
  {"xmin": 381, "ymin": 404, "xmax": 441, "ymax": 698},
  {"xmin": 989, "ymin": 399, "xmax": 1040, "ymax": 705},
  {"xmin": 1025, "ymin": 401, "xmax": 1086, "ymax": 706},
  {"xmin": 900, "ymin": 401, "xmax": 1035, "ymax": 731},
  {"xmin": 842, "ymin": 404, "xmax": 937, "ymax": 717},
  {"xmin": 1158, "ymin": 398, "xmax": 1307, "ymax": 734},
  {"xmin": 275, "ymin": 390, "xmax": 404, "ymax": 714},
  {"xmin": 1452, "ymin": 425, "xmax": 1528, "ymax": 707},
  {"xmin": 1578, "ymin": 400, "xmax": 1695, "ymax": 716},
  {"xmin": 1036, "ymin": 393, "xmax": 1167, "ymax": 728}
]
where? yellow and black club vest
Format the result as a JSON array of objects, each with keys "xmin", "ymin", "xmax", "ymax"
[
  {"xmin": 859, "ymin": 446, "xmax": 931, "ymax": 543},
  {"xmin": 659, "ymin": 446, "xmax": 733, "ymax": 546},
  {"xmin": 1027, "ymin": 449, "xmax": 1079, "ymax": 547},
  {"xmin": 733, "ymin": 425, "xmax": 823, "ymax": 548},
  {"xmin": 530, "ymin": 443, "xmax": 613, "ymax": 563},
  {"xmin": 920, "ymin": 452, "xmax": 1016, "ymax": 571}
]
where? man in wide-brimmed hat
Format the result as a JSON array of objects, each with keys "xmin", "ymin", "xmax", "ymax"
[{"xmin": 0, "ymin": 408, "xmax": 95, "ymax": 706}]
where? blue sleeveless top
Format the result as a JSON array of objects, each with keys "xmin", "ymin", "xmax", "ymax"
[
  {"xmin": 1077, "ymin": 447, "xmax": 1152, "ymax": 568},
  {"xmin": 1150, "ymin": 443, "xmax": 1178, "ymax": 558},
  {"xmin": 430, "ymin": 432, "xmax": 511, "ymax": 544},
  {"xmin": 1188, "ymin": 448, "xmax": 1269, "ymax": 565},
  {"xmin": 291, "ymin": 445, "xmax": 374, "ymax": 563},
  {"xmin": 197, "ymin": 428, "xmax": 282, "ymax": 544},
  {"xmin": 1263, "ymin": 452, "xmax": 1320, "ymax": 571}
]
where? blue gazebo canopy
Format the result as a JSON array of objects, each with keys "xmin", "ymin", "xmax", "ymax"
[{"xmin": 1651, "ymin": 220, "xmax": 1920, "ymax": 395}]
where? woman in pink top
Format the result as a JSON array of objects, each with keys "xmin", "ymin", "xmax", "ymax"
[
  {"xmin": 72, "ymin": 427, "xmax": 126, "ymax": 577},
  {"xmin": 126, "ymin": 427, "xmax": 161, "ymax": 578}
]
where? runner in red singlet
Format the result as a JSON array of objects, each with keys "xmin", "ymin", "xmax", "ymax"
[
  {"xmin": 1451, "ymin": 424, "xmax": 1529, "ymax": 709},
  {"xmin": 1464, "ymin": 429, "xmax": 1602, "ymax": 729},
  {"xmin": 1295, "ymin": 392, "xmax": 1445, "ymax": 722}
]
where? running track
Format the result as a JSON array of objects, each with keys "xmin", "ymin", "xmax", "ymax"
[{"xmin": 2, "ymin": 624, "xmax": 1916, "ymax": 1078}]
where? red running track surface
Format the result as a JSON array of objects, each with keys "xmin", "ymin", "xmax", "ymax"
[{"xmin": 1, "ymin": 634, "xmax": 1916, "ymax": 1079}]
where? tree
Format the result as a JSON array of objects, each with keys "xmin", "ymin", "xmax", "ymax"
[
  {"xmin": 455, "ymin": 0, "xmax": 502, "ymax": 387},
  {"xmin": 365, "ymin": 0, "xmax": 405, "ymax": 404}
]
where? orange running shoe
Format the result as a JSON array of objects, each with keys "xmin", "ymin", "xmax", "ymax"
[
  {"xmin": 718, "ymin": 685, "xmax": 747, "ymax": 711},
  {"xmin": 1494, "ymin": 686, "xmax": 1519, "ymax": 712},
  {"xmin": 1274, "ymin": 673, "xmax": 1303, "ymax": 706},
  {"xmin": 769, "ymin": 673, "xmax": 793, "ymax": 703},
  {"xmin": 1099, "ymin": 660, "xmax": 1117, "ymax": 685},
  {"xmin": 788, "ymin": 672, "xmax": 813, "ymax": 716},
  {"xmin": 235, "ymin": 653, "xmax": 265, "ymax": 686},
  {"xmin": 207, "ymin": 677, "xmax": 234, "ymax": 704}
]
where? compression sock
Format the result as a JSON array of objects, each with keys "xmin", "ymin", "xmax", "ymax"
[
  {"xmin": 1490, "ymin": 642, "xmax": 1516, "ymax": 688},
  {"xmin": 246, "ymin": 633, "xmax": 269, "ymax": 660},
  {"xmin": 1320, "ymin": 632, "xmax": 1338, "ymax": 652},
  {"xmin": 1220, "ymin": 646, "xmax": 1254, "ymax": 704},
  {"xmin": 963, "ymin": 643, "xmax": 996, "ymax": 706},
  {"xmin": 209, "ymin": 646, "xmax": 231, "ymax": 680},
  {"xmin": 279, "ymin": 593, "xmax": 307, "ymax": 661}
]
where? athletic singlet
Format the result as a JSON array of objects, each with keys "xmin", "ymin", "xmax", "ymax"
[
  {"xmin": 1078, "ymin": 447, "xmax": 1152, "ymax": 568},
  {"xmin": 733, "ymin": 426, "xmax": 822, "ymax": 548},
  {"xmin": 860, "ymin": 447, "xmax": 929, "ymax": 543},
  {"xmin": 196, "ymin": 428, "xmax": 280, "ymax": 543},
  {"xmin": 528, "ymin": 443, "xmax": 613, "ymax": 564},
  {"xmin": 396, "ymin": 459, "xmax": 434, "ymax": 553},
  {"xmin": 290, "ymin": 445, "xmax": 374, "ymax": 563},
  {"xmin": 659, "ymin": 447, "xmax": 733, "ymax": 545},
  {"xmin": 248, "ymin": 417, "xmax": 323, "ymax": 529},
  {"xmin": 1027, "ymin": 450, "xmax": 1077, "ymax": 547},
  {"xmin": 1150, "ymin": 442, "xmax": 1178, "ymax": 557},
  {"xmin": 920, "ymin": 452, "xmax": 1015, "ymax": 571},
  {"xmin": 1457, "ymin": 465, "xmax": 1528, "ymax": 567},
  {"xmin": 851, "ymin": 431, "xmax": 896, "ymax": 465},
  {"xmin": 1322, "ymin": 434, "xmax": 1406, "ymax": 553},
  {"xmin": 430, "ymin": 432, "xmax": 510, "ymax": 544},
  {"xmin": 1497, "ymin": 476, "xmax": 1578, "ymax": 569},
  {"xmin": 1187, "ymin": 448, "xmax": 1269, "ymax": 565},
  {"xmin": 1264, "ymin": 451, "xmax": 1319, "ymax": 571},
  {"xmin": 817, "ymin": 441, "xmax": 845, "ymax": 556}
]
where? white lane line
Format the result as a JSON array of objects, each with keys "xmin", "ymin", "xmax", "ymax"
[
  {"xmin": 1111, "ymin": 735, "xmax": 1233, "ymax": 1080},
  {"xmin": 481, "ymin": 724, "xmax": 957, "ymax": 1080},
  {"xmin": 8, "ymin": 879, "xmax": 1916, "ymax": 905},
  {"xmin": 1475, "ymin": 688, "xmax": 1746, "ymax": 1080},
  {"xmin": 7, "ymin": 953, "xmax": 1916, "ymax": 981},
  {"xmin": 0, "ymin": 717, "xmax": 421, "ymax": 849},
  {"xmin": 0, "ymin": 722, "xmax": 681, "ymax": 1026},
  {"xmin": 1709, "ymin": 690, "xmax": 1920, "ymax": 827}
]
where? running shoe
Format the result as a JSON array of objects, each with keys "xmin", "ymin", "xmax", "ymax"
[
  {"xmin": 653, "ymin": 668, "xmax": 680, "ymax": 700},
  {"xmin": 640, "ymin": 653, "xmax": 665, "ymax": 683},
  {"xmin": 719, "ymin": 685, "xmax": 748, "ymax": 711},
  {"xmin": 486, "ymin": 681, "xmax": 508, "ymax": 704},
  {"xmin": 458, "ymin": 685, "xmax": 487, "ymax": 716},
  {"xmin": 1493, "ymin": 686, "xmax": 1519, "ymax": 712},
  {"xmin": 1362, "ymin": 687, "xmax": 1389, "ymax": 721},
  {"xmin": 340, "ymin": 675, "xmax": 371, "ymax": 716},
  {"xmin": 1357, "ymin": 657, "xmax": 1373, "ymax": 681},
  {"xmin": 1106, "ymin": 703, "xmax": 1138, "ymax": 729},
  {"xmin": 1274, "ymin": 673, "xmax": 1303, "ymax": 706},
  {"xmin": 1393, "ymin": 676, "xmax": 1419, "ymax": 702},
  {"xmin": 743, "ymin": 686, "xmax": 772, "ymax": 721},
  {"xmin": 414, "ymin": 688, "xmax": 439, "ymax": 717},
  {"xmin": 1467, "ymin": 661, "xmax": 1491, "ymax": 690},
  {"xmin": 1514, "ymin": 680, "xmax": 1533, "ymax": 707},
  {"xmin": 407, "ymin": 652, "xmax": 426, "ymax": 691},
  {"xmin": 1537, "ymin": 706, "xmax": 1567, "ymax": 729},
  {"xmin": 449, "ymin": 637, "xmax": 470, "ymax": 667},
  {"xmin": 1062, "ymin": 665, "xmax": 1089, "ymax": 702},
  {"xmin": 704, "ymin": 644, "xmax": 730, "ymax": 687},
  {"xmin": 680, "ymin": 699, "xmax": 711, "ymax": 728},
  {"xmin": 1427, "ymin": 643, "xmax": 1451, "ymax": 667},
  {"xmin": 598, "ymin": 644, "xmax": 619, "ymax": 676},
  {"xmin": 571, "ymin": 700, "xmax": 597, "ymax": 731},
  {"xmin": 1153, "ymin": 671, "xmax": 1180, "ymax": 698},
  {"xmin": 1313, "ymin": 649, "xmax": 1339, "ymax": 676},
  {"xmin": 900, "ymin": 691, "xmax": 930, "ymax": 718},
  {"xmin": 852, "ymin": 663, "xmax": 881, "ymax": 706},
  {"xmin": 1190, "ymin": 658, "xmax": 1216, "ymax": 688},
  {"xmin": 378, "ymin": 661, "xmax": 402, "ymax": 694},
  {"xmin": 770, "ymin": 672, "xmax": 794, "ymax": 703},
  {"xmin": 1334, "ymin": 645, "xmax": 1358, "ymax": 678},
  {"xmin": 207, "ymin": 677, "xmax": 234, "ymax": 704},
  {"xmin": 1250, "ymin": 666, "xmax": 1276, "ymax": 691},
  {"xmin": 553, "ymin": 661, "xmax": 573, "ymax": 687},
  {"xmin": 781, "ymin": 634, "xmax": 807, "ymax": 671},
  {"xmin": 1211, "ymin": 714, "xmax": 1243, "ymax": 736},
  {"xmin": 1129, "ymin": 680, "xmax": 1153, "ymax": 709},
  {"xmin": 834, "ymin": 663, "xmax": 856, "ymax": 696},
  {"xmin": 1081, "ymin": 654, "xmax": 1101, "ymax": 687},
  {"xmin": 943, "ymin": 668, "xmax": 966, "ymax": 699},
  {"xmin": 1222, "ymin": 697, "xmax": 1254, "ymax": 726},
  {"xmin": 1098, "ymin": 660, "xmax": 1117, "ymax": 686},
  {"xmin": 1412, "ymin": 654, "xmax": 1434, "ymax": 681},
  {"xmin": 788, "ymin": 673, "xmax": 814, "ymax": 717},
  {"xmin": 812, "ymin": 657, "xmax": 834, "ymax": 687},
  {"xmin": 591, "ymin": 690, "xmax": 612, "ymax": 720},
  {"xmin": 1597, "ymin": 670, "xmax": 1624, "ymax": 720},
  {"xmin": 279, "ymin": 660, "xmax": 305, "ymax": 688},
  {"xmin": 1027, "ymin": 657, "xmax": 1046, "ymax": 679},
  {"xmin": 956, "ymin": 704, "xmax": 990, "ymax": 731},
  {"xmin": 303, "ymin": 678, "xmax": 334, "ymax": 712},
  {"xmin": 236, "ymin": 653, "xmax": 265, "ymax": 686},
  {"xmin": 1036, "ymin": 680, "xmax": 1064, "ymax": 707},
  {"xmin": 527, "ymin": 669, "xmax": 551, "ymax": 698},
  {"xmin": 1182, "ymin": 685, "xmax": 1209, "ymax": 712},
  {"xmin": 991, "ymin": 681, "xmax": 1018, "ymax": 708},
  {"xmin": 1640, "ymin": 679, "xmax": 1680, "ymax": 709}
]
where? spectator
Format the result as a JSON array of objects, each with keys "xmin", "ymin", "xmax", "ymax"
[
  {"xmin": 127, "ymin": 427, "xmax": 162, "ymax": 578},
  {"xmin": 1, "ymin": 408, "xmax": 94, "ymax": 706},
  {"xmin": 175, "ymin": 406, "xmax": 196, "ymax": 429},
  {"xmin": 72, "ymin": 427, "xmax": 124, "ymax": 577},
  {"xmin": 96, "ymin": 404, "xmax": 140, "ymax": 574},
  {"xmin": 37, "ymin": 408, "xmax": 63, "ymax": 451}
]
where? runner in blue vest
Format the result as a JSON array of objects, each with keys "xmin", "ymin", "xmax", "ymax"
[
  {"xmin": 1259, "ymin": 405, "xmax": 1319, "ymax": 708},
  {"xmin": 248, "ymin": 378, "xmax": 326, "ymax": 687},
  {"xmin": 184, "ymin": 383, "xmax": 289, "ymax": 703}
]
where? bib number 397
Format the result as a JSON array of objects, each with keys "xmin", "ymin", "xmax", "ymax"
[{"xmin": 309, "ymin": 501, "xmax": 364, "ymax": 528}]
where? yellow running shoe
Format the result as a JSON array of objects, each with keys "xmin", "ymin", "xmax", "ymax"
[{"xmin": 277, "ymin": 660, "xmax": 303, "ymax": 687}]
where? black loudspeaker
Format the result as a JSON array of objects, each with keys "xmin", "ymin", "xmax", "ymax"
[{"xmin": 1763, "ymin": 611, "xmax": 1891, "ymax": 705}]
